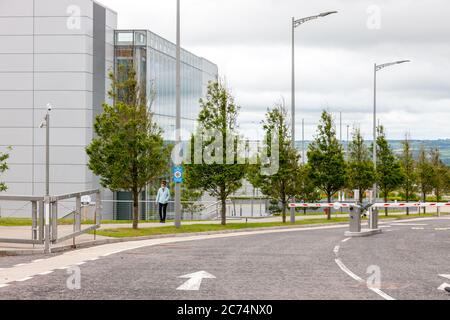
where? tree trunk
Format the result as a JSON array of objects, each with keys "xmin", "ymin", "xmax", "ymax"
[
  {"xmin": 132, "ymin": 189, "xmax": 139, "ymax": 230},
  {"xmin": 406, "ymin": 190, "xmax": 409, "ymax": 215},
  {"xmin": 281, "ymin": 200, "xmax": 287, "ymax": 224},
  {"xmin": 384, "ymin": 195, "xmax": 388, "ymax": 216},
  {"xmin": 422, "ymin": 192, "xmax": 426, "ymax": 214},
  {"xmin": 221, "ymin": 196, "xmax": 227, "ymax": 226},
  {"xmin": 327, "ymin": 195, "xmax": 332, "ymax": 220}
]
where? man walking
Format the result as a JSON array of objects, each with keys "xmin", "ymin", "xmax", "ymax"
[{"xmin": 156, "ymin": 180, "xmax": 171, "ymax": 223}]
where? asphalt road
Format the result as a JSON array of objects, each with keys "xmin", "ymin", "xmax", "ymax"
[{"xmin": 0, "ymin": 218, "xmax": 449, "ymax": 300}]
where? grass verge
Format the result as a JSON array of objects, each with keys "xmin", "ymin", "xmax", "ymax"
[{"xmin": 94, "ymin": 213, "xmax": 444, "ymax": 238}]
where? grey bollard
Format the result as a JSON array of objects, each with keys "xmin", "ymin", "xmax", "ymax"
[
  {"xmin": 349, "ymin": 206, "xmax": 361, "ymax": 233},
  {"xmin": 369, "ymin": 208, "xmax": 379, "ymax": 230}
]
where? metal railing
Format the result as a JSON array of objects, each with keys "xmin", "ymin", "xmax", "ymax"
[
  {"xmin": 0, "ymin": 195, "xmax": 44, "ymax": 245},
  {"xmin": 0, "ymin": 189, "xmax": 101, "ymax": 253},
  {"xmin": 103, "ymin": 198, "xmax": 269, "ymax": 221}
]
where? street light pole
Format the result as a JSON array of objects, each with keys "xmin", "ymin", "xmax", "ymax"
[
  {"xmin": 174, "ymin": 0, "xmax": 182, "ymax": 228},
  {"xmin": 291, "ymin": 11, "xmax": 337, "ymax": 150},
  {"xmin": 45, "ymin": 111, "xmax": 50, "ymax": 196},
  {"xmin": 372, "ymin": 60, "xmax": 411, "ymax": 201}
]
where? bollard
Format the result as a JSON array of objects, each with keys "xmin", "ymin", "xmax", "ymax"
[
  {"xmin": 369, "ymin": 208, "xmax": 379, "ymax": 230},
  {"xmin": 290, "ymin": 206, "xmax": 296, "ymax": 224},
  {"xmin": 44, "ymin": 196, "xmax": 51, "ymax": 254},
  {"xmin": 348, "ymin": 206, "xmax": 361, "ymax": 233}
]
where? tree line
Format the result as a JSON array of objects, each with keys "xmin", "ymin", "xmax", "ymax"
[
  {"xmin": 184, "ymin": 82, "xmax": 450, "ymax": 224},
  {"xmin": 2, "ymin": 70, "xmax": 447, "ymax": 229}
]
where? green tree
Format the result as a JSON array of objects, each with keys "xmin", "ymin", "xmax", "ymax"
[
  {"xmin": 399, "ymin": 135, "xmax": 417, "ymax": 215},
  {"xmin": 0, "ymin": 148, "xmax": 9, "ymax": 192},
  {"xmin": 430, "ymin": 148, "xmax": 448, "ymax": 202},
  {"xmin": 249, "ymin": 103, "xmax": 300, "ymax": 223},
  {"xmin": 346, "ymin": 128, "xmax": 376, "ymax": 205},
  {"xmin": 417, "ymin": 145, "xmax": 434, "ymax": 213},
  {"xmin": 184, "ymin": 81, "xmax": 246, "ymax": 226},
  {"xmin": 307, "ymin": 111, "xmax": 346, "ymax": 220},
  {"xmin": 86, "ymin": 67, "xmax": 171, "ymax": 229},
  {"xmin": 295, "ymin": 164, "xmax": 321, "ymax": 215},
  {"xmin": 375, "ymin": 126, "xmax": 405, "ymax": 216},
  {"xmin": 181, "ymin": 185, "xmax": 204, "ymax": 220}
]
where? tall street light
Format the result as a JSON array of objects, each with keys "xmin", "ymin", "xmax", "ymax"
[
  {"xmin": 291, "ymin": 11, "xmax": 337, "ymax": 149},
  {"xmin": 174, "ymin": 0, "xmax": 182, "ymax": 228},
  {"xmin": 39, "ymin": 103, "xmax": 52, "ymax": 196},
  {"xmin": 372, "ymin": 60, "xmax": 411, "ymax": 200}
]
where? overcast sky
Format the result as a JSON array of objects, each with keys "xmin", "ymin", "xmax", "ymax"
[{"xmin": 100, "ymin": 0, "xmax": 450, "ymax": 141}]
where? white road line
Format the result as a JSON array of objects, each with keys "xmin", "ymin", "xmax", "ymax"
[
  {"xmin": 435, "ymin": 228, "xmax": 450, "ymax": 231},
  {"xmin": 33, "ymin": 259, "xmax": 44, "ymax": 263},
  {"xmin": 14, "ymin": 264, "xmax": 27, "ymax": 267},
  {"xmin": 342, "ymin": 238, "xmax": 351, "ymax": 243},
  {"xmin": 334, "ymin": 259, "xmax": 396, "ymax": 301},
  {"xmin": 335, "ymin": 259, "xmax": 364, "ymax": 283},
  {"xmin": 16, "ymin": 277, "xmax": 33, "ymax": 282},
  {"xmin": 333, "ymin": 246, "xmax": 340, "ymax": 255},
  {"xmin": 369, "ymin": 288, "xmax": 396, "ymax": 300},
  {"xmin": 439, "ymin": 274, "xmax": 450, "ymax": 280},
  {"xmin": 0, "ymin": 284, "xmax": 9, "ymax": 289},
  {"xmin": 391, "ymin": 223, "xmax": 428, "ymax": 227},
  {"xmin": 75, "ymin": 262, "xmax": 86, "ymax": 266},
  {"xmin": 412, "ymin": 227, "xmax": 425, "ymax": 230},
  {"xmin": 38, "ymin": 271, "xmax": 54, "ymax": 276}
]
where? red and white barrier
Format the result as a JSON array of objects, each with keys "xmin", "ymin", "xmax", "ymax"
[
  {"xmin": 289, "ymin": 203, "xmax": 360, "ymax": 209},
  {"xmin": 372, "ymin": 202, "xmax": 450, "ymax": 208},
  {"xmin": 289, "ymin": 202, "xmax": 450, "ymax": 209}
]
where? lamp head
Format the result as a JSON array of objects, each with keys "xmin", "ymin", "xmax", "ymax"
[
  {"xmin": 320, "ymin": 11, "xmax": 338, "ymax": 17},
  {"xmin": 46, "ymin": 103, "xmax": 53, "ymax": 112}
]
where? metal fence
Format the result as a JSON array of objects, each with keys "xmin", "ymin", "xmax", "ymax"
[
  {"xmin": 104, "ymin": 198, "xmax": 270, "ymax": 221},
  {"xmin": 0, "ymin": 189, "xmax": 101, "ymax": 253}
]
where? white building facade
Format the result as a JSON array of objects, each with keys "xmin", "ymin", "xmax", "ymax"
[{"xmin": 0, "ymin": 0, "xmax": 217, "ymax": 219}]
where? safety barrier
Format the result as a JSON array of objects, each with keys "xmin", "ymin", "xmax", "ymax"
[
  {"xmin": 372, "ymin": 202, "xmax": 450, "ymax": 208},
  {"xmin": 289, "ymin": 201, "xmax": 450, "ymax": 237},
  {"xmin": 0, "ymin": 189, "xmax": 101, "ymax": 253}
]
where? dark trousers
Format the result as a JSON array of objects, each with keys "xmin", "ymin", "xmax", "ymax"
[{"xmin": 159, "ymin": 203, "xmax": 168, "ymax": 222}]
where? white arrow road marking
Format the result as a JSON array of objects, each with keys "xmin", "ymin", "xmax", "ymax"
[
  {"xmin": 177, "ymin": 271, "xmax": 216, "ymax": 291},
  {"xmin": 438, "ymin": 283, "xmax": 450, "ymax": 291}
]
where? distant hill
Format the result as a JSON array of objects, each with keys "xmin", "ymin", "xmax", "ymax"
[{"xmin": 296, "ymin": 139, "xmax": 450, "ymax": 165}]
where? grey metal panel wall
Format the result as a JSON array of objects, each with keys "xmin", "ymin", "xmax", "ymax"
[
  {"xmin": 91, "ymin": 2, "xmax": 106, "ymax": 191},
  {"xmin": 92, "ymin": 3, "xmax": 106, "ymax": 122}
]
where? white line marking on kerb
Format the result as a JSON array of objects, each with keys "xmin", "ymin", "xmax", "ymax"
[
  {"xmin": 342, "ymin": 238, "xmax": 351, "ymax": 243},
  {"xmin": 16, "ymin": 277, "xmax": 33, "ymax": 282},
  {"xmin": 14, "ymin": 264, "xmax": 27, "ymax": 267},
  {"xmin": 38, "ymin": 271, "xmax": 54, "ymax": 276},
  {"xmin": 0, "ymin": 284, "xmax": 9, "ymax": 289},
  {"xmin": 33, "ymin": 259, "xmax": 44, "ymax": 263}
]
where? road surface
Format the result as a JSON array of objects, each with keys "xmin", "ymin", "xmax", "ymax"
[{"xmin": 0, "ymin": 217, "xmax": 449, "ymax": 300}]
